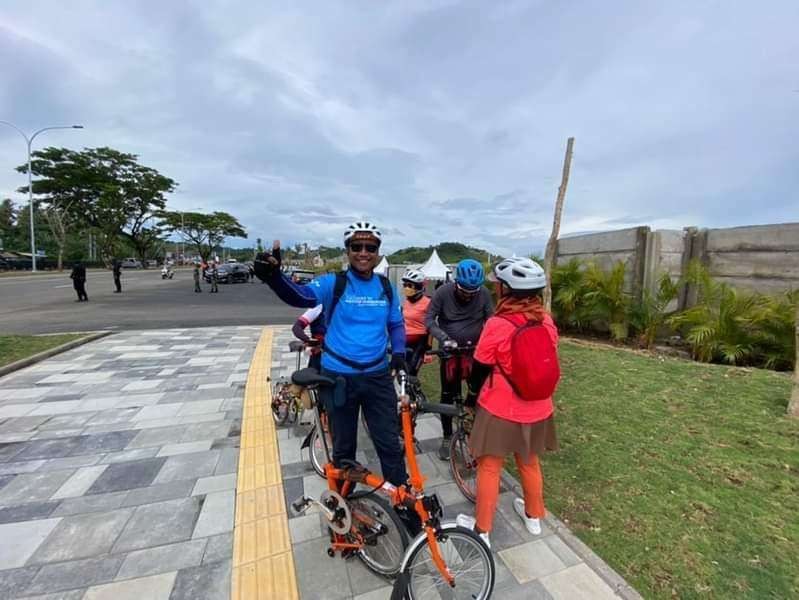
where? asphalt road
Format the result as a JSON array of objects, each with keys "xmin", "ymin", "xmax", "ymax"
[{"xmin": 0, "ymin": 268, "xmax": 302, "ymax": 334}]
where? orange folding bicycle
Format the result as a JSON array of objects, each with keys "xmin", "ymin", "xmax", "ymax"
[{"xmin": 291, "ymin": 370, "xmax": 495, "ymax": 600}]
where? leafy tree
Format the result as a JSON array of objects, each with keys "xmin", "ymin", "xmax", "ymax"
[
  {"xmin": 159, "ymin": 211, "xmax": 246, "ymax": 262},
  {"xmin": 17, "ymin": 147, "xmax": 176, "ymax": 268},
  {"xmin": 550, "ymin": 258, "xmax": 593, "ymax": 331},
  {"xmin": 0, "ymin": 199, "xmax": 18, "ymax": 250},
  {"xmin": 388, "ymin": 242, "xmax": 492, "ymax": 264}
]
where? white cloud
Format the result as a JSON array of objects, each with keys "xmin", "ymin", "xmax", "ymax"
[{"xmin": 1, "ymin": 0, "xmax": 797, "ymax": 258}]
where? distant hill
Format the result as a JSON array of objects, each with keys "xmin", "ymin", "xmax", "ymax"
[{"xmin": 388, "ymin": 242, "xmax": 494, "ymax": 265}]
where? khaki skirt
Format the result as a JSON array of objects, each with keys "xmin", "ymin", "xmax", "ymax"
[{"xmin": 469, "ymin": 407, "xmax": 558, "ymax": 460}]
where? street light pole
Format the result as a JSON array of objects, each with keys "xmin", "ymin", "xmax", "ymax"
[{"xmin": 0, "ymin": 121, "xmax": 84, "ymax": 271}]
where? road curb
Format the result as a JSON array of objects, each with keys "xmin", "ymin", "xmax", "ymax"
[
  {"xmin": 499, "ymin": 469, "xmax": 643, "ymax": 600},
  {"xmin": 0, "ymin": 331, "xmax": 114, "ymax": 378}
]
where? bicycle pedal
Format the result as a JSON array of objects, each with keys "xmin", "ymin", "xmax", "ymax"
[{"xmin": 291, "ymin": 495, "xmax": 312, "ymax": 515}]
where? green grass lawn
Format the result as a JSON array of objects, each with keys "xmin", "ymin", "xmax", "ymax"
[
  {"xmin": 0, "ymin": 334, "xmax": 86, "ymax": 368},
  {"xmin": 417, "ymin": 341, "xmax": 798, "ymax": 599}
]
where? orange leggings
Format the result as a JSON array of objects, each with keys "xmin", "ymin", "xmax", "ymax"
[{"xmin": 475, "ymin": 453, "xmax": 545, "ymax": 533}]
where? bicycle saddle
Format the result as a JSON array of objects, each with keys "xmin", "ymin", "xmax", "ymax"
[{"xmin": 291, "ymin": 368, "xmax": 335, "ymax": 387}]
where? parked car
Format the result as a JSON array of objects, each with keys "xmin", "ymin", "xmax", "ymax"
[
  {"xmin": 146, "ymin": 259, "xmax": 158, "ymax": 268},
  {"xmin": 290, "ymin": 269, "xmax": 315, "ymax": 284},
  {"xmin": 203, "ymin": 263, "xmax": 250, "ymax": 284},
  {"xmin": 120, "ymin": 258, "xmax": 142, "ymax": 269}
]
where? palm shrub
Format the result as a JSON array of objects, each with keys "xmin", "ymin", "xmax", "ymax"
[
  {"xmin": 629, "ymin": 272, "xmax": 680, "ymax": 349},
  {"xmin": 550, "ymin": 258, "xmax": 593, "ymax": 331},
  {"xmin": 667, "ymin": 261, "xmax": 761, "ymax": 364},
  {"xmin": 583, "ymin": 261, "xmax": 632, "ymax": 341},
  {"xmin": 746, "ymin": 290, "xmax": 798, "ymax": 370}
]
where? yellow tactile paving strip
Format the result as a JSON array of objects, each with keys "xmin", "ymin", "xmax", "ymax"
[{"xmin": 231, "ymin": 327, "xmax": 300, "ymax": 600}]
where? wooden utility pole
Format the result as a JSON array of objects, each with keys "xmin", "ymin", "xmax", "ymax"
[
  {"xmin": 788, "ymin": 305, "xmax": 799, "ymax": 417},
  {"xmin": 543, "ymin": 137, "xmax": 575, "ymax": 311}
]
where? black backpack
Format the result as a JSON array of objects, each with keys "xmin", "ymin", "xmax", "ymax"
[{"xmin": 322, "ymin": 271, "xmax": 395, "ymax": 371}]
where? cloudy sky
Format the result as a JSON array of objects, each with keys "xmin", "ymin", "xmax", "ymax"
[{"xmin": 1, "ymin": 1, "xmax": 797, "ymax": 256}]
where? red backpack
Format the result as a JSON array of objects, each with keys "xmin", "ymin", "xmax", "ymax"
[{"xmin": 496, "ymin": 314, "xmax": 560, "ymax": 401}]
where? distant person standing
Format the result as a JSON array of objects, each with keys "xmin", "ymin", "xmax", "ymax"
[
  {"xmin": 112, "ymin": 259, "xmax": 122, "ymax": 293},
  {"xmin": 70, "ymin": 261, "xmax": 88, "ymax": 302},
  {"xmin": 209, "ymin": 263, "xmax": 219, "ymax": 293},
  {"xmin": 193, "ymin": 264, "xmax": 202, "ymax": 293}
]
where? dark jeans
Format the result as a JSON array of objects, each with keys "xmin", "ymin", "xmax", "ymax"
[
  {"xmin": 308, "ymin": 352, "xmax": 321, "ymax": 372},
  {"xmin": 114, "ymin": 275, "xmax": 121, "ymax": 292},
  {"xmin": 320, "ymin": 367, "xmax": 407, "ymax": 487},
  {"xmin": 404, "ymin": 337, "xmax": 428, "ymax": 376}
]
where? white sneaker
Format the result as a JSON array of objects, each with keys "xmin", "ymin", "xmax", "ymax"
[
  {"xmin": 456, "ymin": 513, "xmax": 491, "ymax": 549},
  {"xmin": 513, "ymin": 498, "xmax": 542, "ymax": 535}
]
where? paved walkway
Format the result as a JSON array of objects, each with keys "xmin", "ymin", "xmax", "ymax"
[
  {"xmin": 0, "ymin": 326, "xmax": 640, "ymax": 599},
  {"xmin": 0, "ymin": 327, "xmax": 261, "ymax": 599}
]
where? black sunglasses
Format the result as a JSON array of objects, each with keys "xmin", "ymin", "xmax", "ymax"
[
  {"xmin": 402, "ymin": 281, "xmax": 417, "ymax": 288},
  {"xmin": 349, "ymin": 243, "xmax": 379, "ymax": 254}
]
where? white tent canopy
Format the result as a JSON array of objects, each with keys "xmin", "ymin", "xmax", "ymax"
[
  {"xmin": 375, "ymin": 256, "xmax": 390, "ymax": 276},
  {"xmin": 418, "ymin": 249, "xmax": 451, "ymax": 280}
]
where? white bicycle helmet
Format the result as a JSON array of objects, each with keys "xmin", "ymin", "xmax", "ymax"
[
  {"xmin": 401, "ymin": 269, "xmax": 425, "ymax": 284},
  {"xmin": 490, "ymin": 257, "xmax": 546, "ymax": 290},
  {"xmin": 344, "ymin": 221, "xmax": 382, "ymax": 245}
]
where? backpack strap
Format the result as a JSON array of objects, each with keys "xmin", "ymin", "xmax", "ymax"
[{"xmin": 327, "ymin": 271, "xmax": 349, "ymax": 327}]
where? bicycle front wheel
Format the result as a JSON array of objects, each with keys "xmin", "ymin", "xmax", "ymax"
[
  {"xmin": 450, "ymin": 430, "xmax": 477, "ymax": 503},
  {"xmin": 404, "ymin": 525, "xmax": 495, "ymax": 600},
  {"xmin": 349, "ymin": 494, "xmax": 409, "ymax": 576},
  {"xmin": 271, "ymin": 382, "xmax": 291, "ymax": 425}
]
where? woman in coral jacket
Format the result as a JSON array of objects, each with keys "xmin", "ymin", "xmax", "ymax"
[
  {"xmin": 457, "ymin": 257, "xmax": 560, "ymax": 549},
  {"xmin": 400, "ymin": 269, "xmax": 431, "ymax": 376}
]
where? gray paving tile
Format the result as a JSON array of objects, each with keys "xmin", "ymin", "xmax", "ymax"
[
  {"xmin": 0, "ymin": 518, "xmax": 62, "ymax": 569},
  {"xmin": 289, "ymin": 512, "xmax": 325, "ymax": 544},
  {"xmin": 127, "ymin": 426, "xmax": 188, "ymax": 449},
  {"xmin": 353, "ymin": 587, "xmax": 393, "ymax": 600},
  {"xmin": 179, "ymin": 422, "xmax": 231, "ymax": 444},
  {"xmin": 120, "ymin": 479, "xmax": 195, "ymax": 508},
  {"xmin": 539, "ymin": 563, "xmax": 619, "ymax": 600},
  {"xmin": 0, "ymin": 469, "xmax": 74, "ymax": 506},
  {"xmin": 38, "ymin": 414, "xmax": 94, "ymax": 430},
  {"xmin": 51, "ymin": 491, "xmax": 129, "ymax": 517},
  {"xmin": 157, "ymin": 440, "xmax": 213, "ymax": 457},
  {"xmin": 0, "ymin": 473, "xmax": 13, "ymax": 490},
  {"xmin": 0, "ymin": 415, "xmax": 50, "ymax": 433},
  {"xmin": 191, "ymin": 490, "xmax": 234, "ymax": 539},
  {"xmin": 153, "ymin": 451, "xmax": 220, "ymax": 484},
  {"xmin": 0, "ymin": 459, "xmax": 46, "ymax": 475},
  {"xmin": 116, "ymin": 538, "xmax": 207, "ymax": 580},
  {"xmin": 38, "ymin": 454, "xmax": 102, "ymax": 472},
  {"xmin": 0, "ymin": 499, "xmax": 60, "ymax": 524},
  {"xmin": 98, "ymin": 447, "xmax": 160, "ymax": 464},
  {"xmin": 0, "ymin": 565, "xmax": 41, "ymax": 598},
  {"xmin": 70, "ymin": 431, "xmax": 138, "ymax": 456},
  {"xmin": 30, "ymin": 509, "xmax": 133, "ymax": 563},
  {"xmin": 86, "ymin": 407, "xmax": 142, "ymax": 425},
  {"xmin": 87, "ymin": 457, "xmax": 167, "ymax": 495},
  {"xmin": 212, "ymin": 447, "xmax": 238, "ymax": 475},
  {"xmin": 293, "ymin": 538, "xmax": 353, "ymax": 599},
  {"xmin": 83, "ymin": 571, "xmax": 177, "ymax": 600},
  {"xmin": 168, "ymin": 559, "xmax": 230, "ymax": 600},
  {"xmin": 25, "ymin": 555, "xmax": 124, "ymax": 595},
  {"xmin": 17, "ymin": 589, "xmax": 86, "ymax": 600},
  {"xmin": 201, "ymin": 532, "xmax": 233, "ymax": 564},
  {"xmin": 51, "ymin": 465, "xmax": 109, "ymax": 499},
  {"xmin": 346, "ymin": 556, "xmax": 391, "ymax": 597},
  {"xmin": 494, "ymin": 579, "xmax": 556, "ymax": 600},
  {"xmin": 112, "ymin": 497, "xmax": 203, "ymax": 553},
  {"xmin": 12, "ymin": 437, "xmax": 85, "ymax": 461},
  {"xmin": 191, "ymin": 473, "xmax": 236, "ymax": 496},
  {"xmin": 498, "ymin": 539, "xmax": 568, "ymax": 584},
  {"xmin": 543, "ymin": 533, "xmax": 583, "ymax": 568}
]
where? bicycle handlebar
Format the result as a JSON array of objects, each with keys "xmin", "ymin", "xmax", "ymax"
[
  {"xmin": 416, "ymin": 399, "xmax": 462, "ymax": 418},
  {"xmin": 426, "ymin": 344, "xmax": 475, "ymax": 359}
]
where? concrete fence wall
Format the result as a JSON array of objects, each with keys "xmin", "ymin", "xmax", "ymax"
[{"xmin": 554, "ymin": 222, "xmax": 799, "ymax": 307}]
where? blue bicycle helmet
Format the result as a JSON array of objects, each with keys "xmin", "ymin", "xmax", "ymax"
[{"xmin": 455, "ymin": 259, "xmax": 484, "ymax": 290}]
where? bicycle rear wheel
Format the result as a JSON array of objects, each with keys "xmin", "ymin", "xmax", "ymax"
[
  {"xmin": 403, "ymin": 525, "xmax": 495, "ymax": 600},
  {"xmin": 348, "ymin": 494, "xmax": 409, "ymax": 576},
  {"xmin": 308, "ymin": 423, "xmax": 332, "ymax": 478},
  {"xmin": 450, "ymin": 430, "xmax": 477, "ymax": 503}
]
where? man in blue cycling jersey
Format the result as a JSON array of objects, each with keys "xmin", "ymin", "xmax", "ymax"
[{"xmin": 254, "ymin": 222, "xmax": 408, "ymax": 488}]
